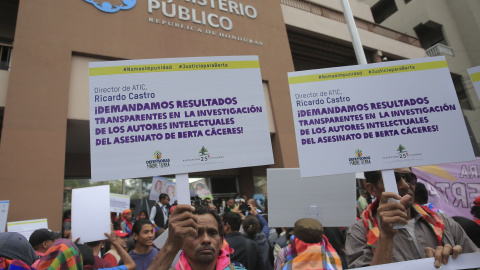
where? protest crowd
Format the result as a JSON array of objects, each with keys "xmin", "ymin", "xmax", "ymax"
[{"xmin": 1, "ymin": 168, "xmax": 480, "ymax": 270}]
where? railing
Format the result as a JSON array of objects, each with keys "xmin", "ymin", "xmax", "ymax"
[
  {"xmin": 0, "ymin": 43, "xmax": 13, "ymax": 70},
  {"xmin": 280, "ymin": 0, "xmax": 422, "ymax": 48},
  {"xmin": 425, "ymin": 43, "xmax": 454, "ymax": 57}
]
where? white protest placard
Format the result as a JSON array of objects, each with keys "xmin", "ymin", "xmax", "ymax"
[
  {"xmin": 288, "ymin": 56, "xmax": 475, "ymax": 177},
  {"xmin": 110, "ymin": 193, "xmax": 130, "ymax": 213},
  {"xmin": 89, "ymin": 55, "xmax": 273, "ymax": 182},
  {"xmin": 468, "ymin": 65, "xmax": 480, "ymax": 100},
  {"xmin": 353, "ymin": 252, "xmax": 480, "ymax": 270},
  {"xmin": 267, "ymin": 168, "xmax": 356, "ymax": 227},
  {"xmin": 7, "ymin": 218, "xmax": 48, "ymax": 240},
  {"xmin": 150, "ymin": 177, "xmax": 167, "ymax": 201},
  {"xmin": 0, "ymin": 200, "xmax": 9, "ymax": 232},
  {"xmin": 72, "ymin": 185, "xmax": 110, "ymax": 244}
]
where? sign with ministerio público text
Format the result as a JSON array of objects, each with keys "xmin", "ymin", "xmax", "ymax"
[{"xmin": 288, "ymin": 56, "xmax": 475, "ymax": 177}]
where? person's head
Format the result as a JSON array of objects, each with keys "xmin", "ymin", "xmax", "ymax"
[
  {"xmin": 365, "ymin": 167, "xmax": 417, "ymax": 207},
  {"xmin": 196, "ymin": 183, "xmax": 205, "ymax": 190},
  {"xmin": 247, "ymin": 198, "xmax": 256, "ymax": 207},
  {"xmin": 114, "ymin": 230, "xmax": 129, "ymax": 251},
  {"xmin": 113, "ymin": 220, "xmax": 122, "ymax": 231},
  {"xmin": 85, "ymin": 240, "xmax": 103, "ymax": 250},
  {"xmin": 29, "ymin": 228, "xmax": 61, "ymax": 253},
  {"xmin": 414, "ymin": 182, "xmax": 429, "ymax": 205},
  {"xmin": 183, "ymin": 206, "xmax": 224, "ymax": 265},
  {"xmin": 0, "ymin": 232, "xmax": 37, "ymax": 266},
  {"xmin": 471, "ymin": 196, "xmax": 480, "ymax": 219},
  {"xmin": 130, "ymin": 203, "xmax": 136, "ymax": 212},
  {"xmin": 204, "ymin": 198, "xmax": 211, "ymax": 205},
  {"xmin": 63, "ymin": 210, "xmax": 71, "ymax": 221},
  {"xmin": 76, "ymin": 244, "xmax": 95, "ymax": 267},
  {"xmin": 242, "ymin": 215, "xmax": 260, "ymax": 239},
  {"xmin": 132, "ymin": 219, "xmax": 154, "ymax": 248},
  {"xmin": 226, "ymin": 198, "xmax": 235, "ymax": 208},
  {"xmin": 222, "ymin": 212, "xmax": 242, "ymax": 234},
  {"xmin": 293, "ymin": 218, "xmax": 324, "ymax": 244},
  {"xmin": 123, "ymin": 209, "xmax": 132, "ymax": 221},
  {"xmin": 208, "ymin": 203, "xmax": 217, "ymax": 214},
  {"xmin": 36, "ymin": 239, "xmax": 82, "ymax": 270},
  {"xmin": 159, "ymin": 193, "xmax": 170, "ymax": 205},
  {"xmin": 137, "ymin": 210, "xmax": 149, "ymax": 220}
]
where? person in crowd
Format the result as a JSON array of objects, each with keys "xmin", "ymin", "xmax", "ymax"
[
  {"xmin": 121, "ymin": 209, "xmax": 134, "ymax": 235},
  {"xmin": 77, "ymin": 244, "xmax": 96, "ymax": 270},
  {"xmin": 243, "ymin": 214, "xmax": 273, "ymax": 270},
  {"xmin": 147, "ymin": 205, "xmax": 245, "ymax": 270},
  {"xmin": 275, "ymin": 218, "xmax": 343, "ymax": 270},
  {"xmin": 103, "ymin": 230, "xmax": 129, "ymax": 266},
  {"xmin": 471, "ymin": 195, "xmax": 480, "ymax": 225},
  {"xmin": 246, "ymin": 200, "xmax": 270, "ymax": 237},
  {"xmin": 224, "ymin": 198, "xmax": 237, "ymax": 213},
  {"xmin": 136, "ymin": 210, "xmax": 149, "ymax": 221},
  {"xmin": 357, "ymin": 189, "xmax": 369, "ymax": 215},
  {"xmin": 130, "ymin": 204, "xmax": 136, "ymax": 223},
  {"xmin": 452, "ymin": 216, "xmax": 480, "ymax": 248},
  {"xmin": 86, "ymin": 239, "xmax": 114, "ymax": 269},
  {"xmin": 204, "ymin": 198, "xmax": 212, "ymax": 205},
  {"xmin": 36, "ymin": 239, "xmax": 83, "ymax": 270},
  {"xmin": 207, "ymin": 202, "xmax": 218, "ymax": 214},
  {"xmin": 272, "ymin": 228, "xmax": 294, "ymax": 259},
  {"xmin": 0, "ymin": 232, "xmax": 37, "ymax": 269},
  {"xmin": 415, "ymin": 182, "xmax": 444, "ymax": 213},
  {"xmin": 62, "ymin": 210, "xmax": 72, "ymax": 239},
  {"xmin": 346, "ymin": 168, "xmax": 479, "ymax": 268},
  {"xmin": 120, "ymin": 219, "xmax": 157, "ymax": 270},
  {"xmin": 149, "ymin": 193, "xmax": 170, "ymax": 229},
  {"xmin": 223, "ymin": 212, "xmax": 265, "ymax": 270},
  {"xmin": 247, "ymin": 199, "xmax": 263, "ymax": 214},
  {"xmin": 29, "ymin": 229, "xmax": 61, "ymax": 267}
]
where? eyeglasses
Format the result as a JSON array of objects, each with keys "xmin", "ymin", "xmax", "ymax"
[{"xmin": 394, "ymin": 172, "xmax": 417, "ymax": 186}]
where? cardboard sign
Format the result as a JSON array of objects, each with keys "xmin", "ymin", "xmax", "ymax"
[
  {"xmin": 110, "ymin": 193, "xmax": 130, "ymax": 213},
  {"xmin": 468, "ymin": 65, "xmax": 480, "ymax": 100},
  {"xmin": 267, "ymin": 168, "xmax": 356, "ymax": 227},
  {"xmin": 288, "ymin": 56, "xmax": 474, "ymax": 177},
  {"xmin": 7, "ymin": 218, "xmax": 48, "ymax": 240},
  {"xmin": 89, "ymin": 55, "xmax": 273, "ymax": 181},
  {"xmin": 0, "ymin": 200, "xmax": 9, "ymax": 233},
  {"xmin": 72, "ymin": 185, "xmax": 110, "ymax": 244}
]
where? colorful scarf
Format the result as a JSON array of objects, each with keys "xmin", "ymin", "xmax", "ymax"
[
  {"xmin": 36, "ymin": 239, "xmax": 83, "ymax": 270},
  {"xmin": 174, "ymin": 249, "xmax": 231, "ymax": 270},
  {"xmin": 281, "ymin": 235, "xmax": 342, "ymax": 270},
  {"xmin": 122, "ymin": 210, "xmax": 133, "ymax": 233},
  {"xmin": 0, "ymin": 258, "xmax": 36, "ymax": 270},
  {"xmin": 362, "ymin": 199, "xmax": 445, "ymax": 251}
]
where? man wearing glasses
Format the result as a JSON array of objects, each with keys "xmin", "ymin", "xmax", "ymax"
[{"xmin": 346, "ymin": 168, "xmax": 478, "ymax": 268}]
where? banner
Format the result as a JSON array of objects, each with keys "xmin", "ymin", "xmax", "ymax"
[
  {"xmin": 7, "ymin": 218, "xmax": 48, "ymax": 240},
  {"xmin": 189, "ymin": 178, "xmax": 213, "ymax": 200},
  {"xmin": 89, "ymin": 55, "xmax": 273, "ymax": 181},
  {"xmin": 467, "ymin": 65, "xmax": 480, "ymax": 100},
  {"xmin": 110, "ymin": 193, "xmax": 130, "ymax": 213},
  {"xmin": 288, "ymin": 56, "xmax": 475, "ymax": 177},
  {"xmin": 412, "ymin": 158, "xmax": 480, "ymax": 220},
  {"xmin": 150, "ymin": 177, "xmax": 177, "ymax": 203}
]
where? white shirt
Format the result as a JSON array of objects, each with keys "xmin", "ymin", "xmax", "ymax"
[{"xmin": 149, "ymin": 202, "xmax": 168, "ymax": 224}]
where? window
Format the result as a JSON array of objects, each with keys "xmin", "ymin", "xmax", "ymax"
[
  {"xmin": 371, "ymin": 0, "xmax": 398, "ymax": 24},
  {"xmin": 414, "ymin": 21, "xmax": 447, "ymax": 50}
]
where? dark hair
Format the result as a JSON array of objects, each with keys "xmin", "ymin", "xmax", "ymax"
[
  {"xmin": 227, "ymin": 197, "xmax": 235, "ymax": 202},
  {"xmin": 132, "ymin": 219, "xmax": 153, "ymax": 236},
  {"xmin": 415, "ymin": 182, "xmax": 428, "ymax": 205},
  {"xmin": 77, "ymin": 244, "xmax": 95, "ymax": 266},
  {"xmin": 471, "ymin": 206, "xmax": 480, "ymax": 219},
  {"xmin": 243, "ymin": 215, "xmax": 260, "ymax": 239},
  {"xmin": 222, "ymin": 212, "xmax": 242, "ymax": 232},
  {"xmin": 62, "ymin": 210, "xmax": 71, "ymax": 221},
  {"xmin": 113, "ymin": 220, "xmax": 122, "ymax": 231},
  {"xmin": 159, "ymin": 193, "xmax": 169, "ymax": 201},
  {"xmin": 193, "ymin": 205, "xmax": 224, "ymax": 238},
  {"xmin": 364, "ymin": 171, "xmax": 382, "ymax": 185},
  {"xmin": 452, "ymin": 216, "xmax": 480, "ymax": 248},
  {"xmin": 130, "ymin": 203, "xmax": 136, "ymax": 209},
  {"xmin": 136, "ymin": 210, "xmax": 150, "ymax": 220},
  {"xmin": 85, "ymin": 240, "xmax": 102, "ymax": 248}
]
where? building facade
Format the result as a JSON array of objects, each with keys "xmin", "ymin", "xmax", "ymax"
[{"xmin": 0, "ymin": 0, "xmax": 427, "ymax": 230}]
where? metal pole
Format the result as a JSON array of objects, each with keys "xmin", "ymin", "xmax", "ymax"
[{"xmin": 340, "ymin": 0, "xmax": 368, "ymax": 65}]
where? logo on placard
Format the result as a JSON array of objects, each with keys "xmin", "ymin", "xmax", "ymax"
[
  {"xmin": 182, "ymin": 147, "xmax": 224, "ymax": 165},
  {"xmin": 382, "ymin": 144, "xmax": 422, "ymax": 162},
  {"xmin": 84, "ymin": 0, "xmax": 136, "ymax": 13},
  {"xmin": 146, "ymin": 151, "xmax": 170, "ymax": 169},
  {"xmin": 349, "ymin": 149, "xmax": 371, "ymax": 166}
]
